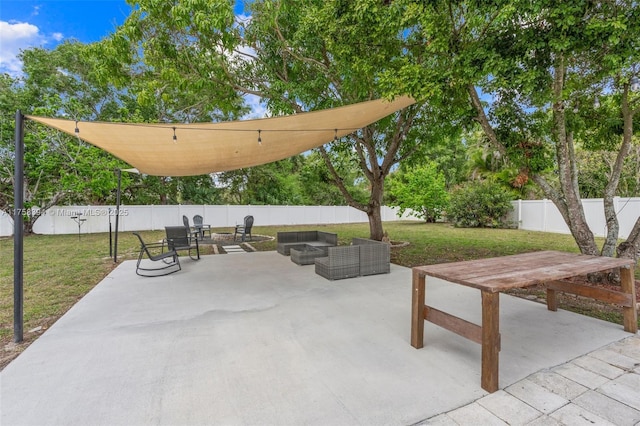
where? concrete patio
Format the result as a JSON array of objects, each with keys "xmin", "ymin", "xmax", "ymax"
[{"xmin": 1, "ymin": 251, "xmax": 638, "ymax": 425}]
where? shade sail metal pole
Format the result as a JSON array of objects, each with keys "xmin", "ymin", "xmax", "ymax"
[
  {"xmin": 14, "ymin": 110, "xmax": 24, "ymax": 343},
  {"xmin": 113, "ymin": 168, "xmax": 122, "ymax": 263},
  {"xmin": 109, "ymin": 208, "xmax": 113, "ymax": 257}
]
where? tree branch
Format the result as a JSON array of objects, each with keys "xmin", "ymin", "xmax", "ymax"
[
  {"xmin": 616, "ymin": 216, "xmax": 640, "ymax": 264},
  {"xmin": 317, "ymin": 145, "xmax": 367, "ymax": 212},
  {"xmin": 603, "ymin": 83, "xmax": 636, "ymax": 256},
  {"xmin": 467, "ymin": 84, "xmax": 506, "ymax": 155},
  {"xmin": 350, "ymin": 132, "xmax": 375, "ymax": 182},
  {"xmin": 381, "ymin": 109, "xmax": 410, "ymax": 174}
]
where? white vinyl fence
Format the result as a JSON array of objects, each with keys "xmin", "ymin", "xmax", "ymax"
[
  {"xmin": 509, "ymin": 197, "xmax": 639, "ymax": 239},
  {"xmin": 1, "ymin": 198, "xmax": 638, "ymax": 238},
  {"xmin": 0, "ymin": 205, "xmax": 416, "ymax": 236}
]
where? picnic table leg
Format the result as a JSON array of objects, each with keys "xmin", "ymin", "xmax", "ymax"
[
  {"xmin": 620, "ymin": 266, "xmax": 638, "ymax": 333},
  {"xmin": 481, "ymin": 291, "xmax": 500, "ymax": 393},
  {"xmin": 411, "ymin": 269, "xmax": 425, "ymax": 349}
]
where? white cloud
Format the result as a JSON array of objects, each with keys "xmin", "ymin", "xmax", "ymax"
[
  {"xmin": 0, "ymin": 20, "xmax": 56, "ymax": 76},
  {"xmin": 242, "ymin": 94, "xmax": 269, "ymax": 119}
]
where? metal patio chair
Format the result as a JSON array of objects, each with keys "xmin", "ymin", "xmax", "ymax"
[
  {"xmin": 165, "ymin": 226, "xmax": 200, "ymax": 260},
  {"xmin": 133, "ymin": 232, "xmax": 181, "ymax": 277},
  {"xmin": 234, "ymin": 215, "xmax": 254, "ymax": 242},
  {"xmin": 193, "ymin": 214, "xmax": 212, "ymax": 239},
  {"xmin": 182, "ymin": 215, "xmax": 201, "ymax": 243}
]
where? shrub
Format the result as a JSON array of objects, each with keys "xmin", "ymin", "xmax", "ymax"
[
  {"xmin": 447, "ymin": 181, "xmax": 513, "ymax": 228},
  {"xmin": 387, "ymin": 162, "xmax": 449, "ymax": 222}
]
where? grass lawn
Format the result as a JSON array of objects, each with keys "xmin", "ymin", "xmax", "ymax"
[{"xmin": 1, "ymin": 221, "xmax": 637, "ymax": 369}]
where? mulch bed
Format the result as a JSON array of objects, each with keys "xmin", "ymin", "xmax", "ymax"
[{"xmin": 200, "ymin": 234, "xmax": 273, "ymax": 246}]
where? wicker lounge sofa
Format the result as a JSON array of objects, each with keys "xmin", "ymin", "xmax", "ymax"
[
  {"xmin": 314, "ymin": 245, "xmax": 361, "ymax": 280},
  {"xmin": 314, "ymin": 237, "xmax": 390, "ymax": 280},
  {"xmin": 352, "ymin": 237, "xmax": 390, "ymax": 276},
  {"xmin": 276, "ymin": 231, "xmax": 338, "ymax": 255}
]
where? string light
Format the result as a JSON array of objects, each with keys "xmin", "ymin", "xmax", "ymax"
[
  {"xmin": 71, "ymin": 120, "xmax": 361, "ymax": 135},
  {"xmin": 53, "ymin": 120, "xmax": 363, "ymax": 145},
  {"xmin": 74, "ymin": 120, "xmax": 82, "ymax": 142}
]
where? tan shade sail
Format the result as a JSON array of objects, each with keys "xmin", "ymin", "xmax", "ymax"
[{"xmin": 27, "ymin": 96, "xmax": 415, "ymax": 177}]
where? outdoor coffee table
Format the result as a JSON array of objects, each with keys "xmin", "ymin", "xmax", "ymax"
[
  {"xmin": 290, "ymin": 244, "xmax": 326, "ymax": 265},
  {"xmin": 411, "ymin": 250, "xmax": 637, "ymax": 393}
]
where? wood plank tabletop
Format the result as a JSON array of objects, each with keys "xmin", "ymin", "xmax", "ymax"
[{"xmin": 413, "ymin": 251, "xmax": 634, "ymax": 292}]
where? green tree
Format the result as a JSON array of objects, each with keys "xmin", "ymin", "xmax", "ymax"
[
  {"xmin": 177, "ymin": 175, "xmax": 223, "ymax": 205},
  {"xmin": 575, "ymin": 144, "xmax": 640, "ymax": 199},
  {"xmin": 2, "ymin": 40, "xmax": 230, "ymax": 234},
  {"xmin": 216, "ymin": 157, "xmax": 307, "ymax": 205},
  {"xmin": 1, "ymin": 43, "xmax": 133, "ymax": 233},
  {"xmin": 387, "ymin": 163, "xmax": 449, "ymax": 222},
  {"xmin": 95, "ymin": 0, "xmax": 464, "ymax": 240},
  {"xmin": 389, "ymin": 0, "xmax": 640, "ymax": 261},
  {"xmin": 299, "ymin": 151, "xmax": 369, "ymax": 206},
  {"xmin": 464, "ymin": 129, "xmax": 543, "ymax": 200}
]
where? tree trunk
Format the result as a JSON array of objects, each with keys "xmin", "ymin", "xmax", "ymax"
[
  {"xmin": 368, "ymin": 179, "xmax": 385, "ymax": 241},
  {"xmin": 472, "ymin": 61, "xmax": 602, "ymax": 256},
  {"xmin": 367, "ymin": 208, "xmax": 384, "ymax": 241},
  {"xmin": 616, "ymin": 216, "xmax": 640, "ymax": 264},
  {"xmin": 549, "ymin": 57, "xmax": 599, "ymax": 256},
  {"xmin": 23, "ymin": 219, "xmax": 35, "ymax": 235},
  {"xmin": 602, "ymin": 84, "xmax": 628, "ymax": 256},
  {"xmin": 318, "ymin": 145, "xmax": 386, "ymax": 241}
]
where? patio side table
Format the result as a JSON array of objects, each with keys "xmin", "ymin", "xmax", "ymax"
[{"xmin": 290, "ymin": 245, "xmax": 326, "ymax": 266}]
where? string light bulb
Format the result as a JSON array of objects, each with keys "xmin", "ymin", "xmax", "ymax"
[
  {"xmin": 172, "ymin": 127, "xmax": 177, "ymax": 142},
  {"xmin": 258, "ymin": 129, "xmax": 262, "ymax": 145},
  {"xmin": 74, "ymin": 120, "xmax": 82, "ymax": 142},
  {"xmin": 334, "ymin": 129, "xmax": 338, "ymax": 143}
]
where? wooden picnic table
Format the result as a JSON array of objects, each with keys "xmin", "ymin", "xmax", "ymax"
[{"xmin": 411, "ymin": 250, "xmax": 637, "ymax": 393}]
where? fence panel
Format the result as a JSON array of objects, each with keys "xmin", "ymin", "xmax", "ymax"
[
  {"xmin": 511, "ymin": 197, "xmax": 639, "ymax": 239},
  {"xmin": 617, "ymin": 198, "xmax": 640, "ymax": 240},
  {"xmin": 0, "ymin": 210, "xmax": 13, "ymax": 236},
  {"xmin": 2, "ymin": 204, "xmax": 409, "ymax": 236},
  {"xmin": 3, "ymin": 199, "xmax": 637, "ymax": 238},
  {"xmin": 516, "ymin": 200, "xmax": 546, "ymax": 232}
]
